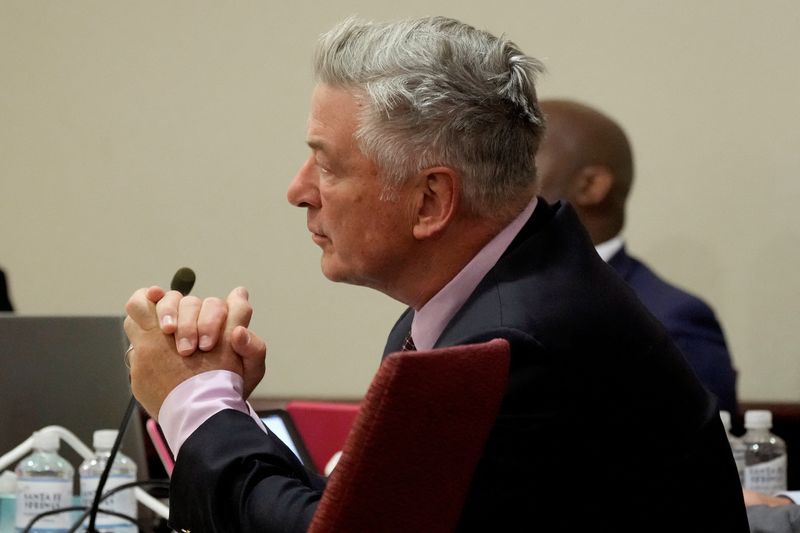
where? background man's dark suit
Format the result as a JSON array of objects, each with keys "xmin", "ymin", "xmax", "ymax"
[
  {"xmin": 170, "ymin": 201, "xmax": 748, "ymax": 532},
  {"xmin": 608, "ymin": 248, "xmax": 738, "ymax": 414},
  {"xmin": 0, "ymin": 269, "xmax": 13, "ymax": 312}
]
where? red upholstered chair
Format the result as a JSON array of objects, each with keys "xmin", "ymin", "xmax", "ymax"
[
  {"xmin": 307, "ymin": 338, "xmax": 510, "ymax": 533},
  {"xmin": 286, "ymin": 400, "xmax": 361, "ymax": 474}
]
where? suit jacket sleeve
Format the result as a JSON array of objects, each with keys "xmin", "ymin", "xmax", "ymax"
[
  {"xmin": 746, "ymin": 504, "xmax": 800, "ymax": 533},
  {"xmin": 169, "ymin": 409, "xmax": 325, "ymax": 533},
  {"xmin": 666, "ymin": 296, "xmax": 738, "ymax": 414}
]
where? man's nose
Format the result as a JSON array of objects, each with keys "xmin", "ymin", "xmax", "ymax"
[{"xmin": 287, "ymin": 156, "xmax": 320, "ymax": 208}]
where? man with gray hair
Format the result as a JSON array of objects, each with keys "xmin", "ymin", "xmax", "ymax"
[{"xmin": 124, "ymin": 16, "xmax": 748, "ymax": 532}]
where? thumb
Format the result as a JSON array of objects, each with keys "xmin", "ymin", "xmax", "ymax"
[
  {"xmin": 125, "ymin": 288, "xmax": 159, "ymax": 331},
  {"xmin": 231, "ymin": 325, "xmax": 267, "ymax": 399},
  {"xmin": 225, "ymin": 287, "xmax": 253, "ymax": 333}
]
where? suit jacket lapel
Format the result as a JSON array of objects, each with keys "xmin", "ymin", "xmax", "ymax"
[
  {"xmin": 382, "ymin": 307, "xmax": 414, "ymax": 358},
  {"xmin": 382, "ymin": 199, "xmax": 564, "ymax": 355},
  {"xmin": 434, "ymin": 199, "xmax": 573, "ymax": 348}
]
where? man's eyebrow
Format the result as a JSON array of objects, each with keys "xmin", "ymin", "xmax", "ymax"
[{"xmin": 306, "ymin": 139, "xmax": 326, "ymax": 152}]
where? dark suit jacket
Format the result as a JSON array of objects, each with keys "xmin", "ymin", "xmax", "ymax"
[
  {"xmin": 608, "ymin": 248, "xmax": 738, "ymax": 414},
  {"xmin": 0, "ymin": 269, "xmax": 12, "ymax": 312},
  {"xmin": 169, "ymin": 200, "xmax": 748, "ymax": 532},
  {"xmin": 747, "ymin": 504, "xmax": 800, "ymax": 533}
]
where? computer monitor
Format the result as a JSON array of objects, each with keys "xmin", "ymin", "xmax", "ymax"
[{"xmin": 0, "ymin": 315, "xmax": 147, "ymax": 481}]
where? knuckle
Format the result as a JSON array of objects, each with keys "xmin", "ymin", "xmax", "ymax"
[
  {"xmin": 239, "ymin": 302, "xmax": 254, "ymax": 321},
  {"xmin": 183, "ymin": 295, "xmax": 202, "ymax": 307},
  {"xmin": 198, "ymin": 316, "xmax": 223, "ymax": 334},
  {"xmin": 205, "ymin": 296, "xmax": 225, "ymax": 306},
  {"xmin": 125, "ymin": 288, "xmax": 146, "ymax": 314}
]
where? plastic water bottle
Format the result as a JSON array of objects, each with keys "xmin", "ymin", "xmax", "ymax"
[
  {"xmin": 720, "ymin": 410, "xmax": 745, "ymax": 484},
  {"xmin": 742, "ymin": 410, "xmax": 787, "ymax": 494},
  {"xmin": 14, "ymin": 430, "xmax": 74, "ymax": 533},
  {"xmin": 0, "ymin": 471, "xmax": 18, "ymax": 533},
  {"xmin": 78, "ymin": 430, "xmax": 137, "ymax": 533}
]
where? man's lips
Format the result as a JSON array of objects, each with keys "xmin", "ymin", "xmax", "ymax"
[{"xmin": 310, "ymin": 229, "xmax": 328, "ymax": 244}]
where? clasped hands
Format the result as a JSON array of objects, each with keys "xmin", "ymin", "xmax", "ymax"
[{"xmin": 124, "ymin": 286, "xmax": 267, "ymax": 419}]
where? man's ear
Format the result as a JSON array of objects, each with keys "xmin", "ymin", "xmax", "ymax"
[
  {"xmin": 571, "ymin": 165, "xmax": 614, "ymax": 207},
  {"xmin": 412, "ymin": 167, "xmax": 459, "ymax": 240}
]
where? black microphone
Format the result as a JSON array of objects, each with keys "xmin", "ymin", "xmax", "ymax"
[
  {"xmin": 170, "ymin": 267, "xmax": 196, "ymax": 296},
  {"xmin": 87, "ymin": 267, "xmax": 196, "ymax": 532}
]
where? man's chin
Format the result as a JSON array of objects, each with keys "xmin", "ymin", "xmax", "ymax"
[
  {"xmin": 320, "ymin": 259, "xmax": 347, "ymax": 283},
  {"xmin": 320, "ymin": 259, "xmax": 366, "ymax": 287}
]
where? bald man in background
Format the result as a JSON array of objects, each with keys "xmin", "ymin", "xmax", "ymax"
[{"xmin": 535, "ymin": 99, "xmax": 738, "ymax": 415}]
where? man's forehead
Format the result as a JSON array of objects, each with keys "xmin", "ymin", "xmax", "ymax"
[
  {"xmin": 305, "ymin": 88, "xmax": 362, "ymax": 154},
  {"xmin": 309, "ymin": 85, "xmax": 360, "ymax": 126},
  {"xmin": 305, "ymin": 123, "xmax": 338, "ymax": 155}
]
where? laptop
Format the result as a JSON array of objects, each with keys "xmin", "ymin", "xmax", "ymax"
[
  {"xmin": 258, "ymin": 409, "xmax": 316, "ymax": 472},
  {"xmin": 0, "ymin": 315, "xmax": 147, "ymax": 481}
]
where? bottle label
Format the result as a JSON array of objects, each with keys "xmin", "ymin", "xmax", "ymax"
[
  {"xmin": 80, "ymin": 474, "xmax": 137, "ymax": 531},
  {"xmin": 14, "ymin": 478, "xmax": 73, "ymax": 532},
  {"xmin": 745, "ymin": 455, "xmax": 787, "ymax": 494},
  {"xmin": 734, "ymin": 449, "xmax": 746, "ymax": 484}
]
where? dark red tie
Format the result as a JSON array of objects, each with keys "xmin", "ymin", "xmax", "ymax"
[{"xmin": 401, "ymin": 332, "xmax": 416, "ymax": 351}]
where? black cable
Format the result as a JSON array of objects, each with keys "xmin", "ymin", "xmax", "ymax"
[
  {"xmin": 66, "ymin": 480, "xmax": 170, "ymax": 533},
  {"xmin": 85, "ymin": 394, "xmax": 138, "ymax": 532},
  {"xmin": 20, "ymin": 506, "xmax": 85, "ymax": 533},
  {"xmin": 83, "ymin": 508, "xmax": 149, "ymax": 530},
  {"xmin": 21, "ymin": 505, "xmax": 145, "ymax": 532},
  {"xmin": 20, "ymin": 479, "xmax": 170, "ymax": 533}
]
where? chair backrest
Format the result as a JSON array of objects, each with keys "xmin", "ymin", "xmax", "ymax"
[
  {"xmin": 308, "ymin": 338, "xmax": 510, "ymax": 533},
  {"xmin": 286, "ymin": 400, "xmax": 361, "ymax": 474}
]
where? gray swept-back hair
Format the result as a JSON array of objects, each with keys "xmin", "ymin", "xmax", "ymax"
[{"xmin": 314, "ymin": 16, "xmax": 545, "ymax": 219}]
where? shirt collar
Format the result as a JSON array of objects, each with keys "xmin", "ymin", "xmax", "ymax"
[
  {"xmin": 410, "ymin": 196, "xmax": 538, "ymax": 351},
  {"xmin": 595, "ymin": 234, "xmax": 625, "ymax": 262}
]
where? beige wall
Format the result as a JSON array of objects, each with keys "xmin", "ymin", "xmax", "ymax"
[{"xmin": 1, "ymin": 1, "xmax": 798, "ymax": 402}]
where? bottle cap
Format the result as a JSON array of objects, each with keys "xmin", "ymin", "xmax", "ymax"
[
  {"xmin": 720, "ymin": 410, "xmax": 731, "ymax": 431},
  {"xmin": 32, "ymin": 430, "xmax": 59, "ymax": 451},
  {"xmin": 744, "ymin": 409, "xmax": 773, "ymax": 429},
  {"xmin": 93, "ymin": 429, "xmax": 119, "ymax": 450}
]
